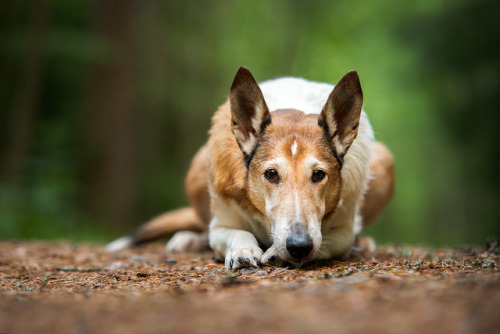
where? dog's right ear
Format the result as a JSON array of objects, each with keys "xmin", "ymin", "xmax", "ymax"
[{"xmin": 230, "ymin": 66, "xmax": 271, "ymax": 165}]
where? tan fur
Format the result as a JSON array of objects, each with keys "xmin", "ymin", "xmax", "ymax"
[
  {"xmin": 359, "ymin": 142, "xmax": 395, "ymax": 226},
  {"xmin": 185, "ymin": 143, "xmax": 211, "ymax": 224},
  {"xmin": 209, "ymin": 101, "xmax": 256, "ymax": 211}
]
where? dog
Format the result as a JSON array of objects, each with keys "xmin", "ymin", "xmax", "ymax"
[{"xmin": 107, "ymin": 66, "xmax": 394, "ymax": 270}]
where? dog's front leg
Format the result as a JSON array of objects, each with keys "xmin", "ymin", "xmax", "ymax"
[
  {"xmin": 209, "ymin": 226, "xmax": 263, "ymax": 270},
  {"xmin": 316, "ymin": 226, "xmax": 355, "ymax": 261},
  {"xmin": 261, "ymin": 244, "xmax": 286, "ymax": 267}
]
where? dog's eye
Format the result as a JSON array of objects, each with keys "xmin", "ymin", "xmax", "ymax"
[
  {"xmin": 312, "ymin": 169, "xmax": 326, "ymax": 183},
  {"xmin": 264, "ymin": 169, "xmax": 280, "ymax": 183}
]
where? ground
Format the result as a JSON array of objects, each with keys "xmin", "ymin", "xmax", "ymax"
[{"xmin": 0, "ymin": 240, "xmax": 499, "ymax": 334}]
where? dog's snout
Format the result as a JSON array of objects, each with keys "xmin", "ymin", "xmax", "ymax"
[
  {"xmin": 286, "ymin": 222, "xmax": 313, "ymax": 260},
  {"xmin": 286, "ymin": 235, "xmax": 313, "ymax": 260}
]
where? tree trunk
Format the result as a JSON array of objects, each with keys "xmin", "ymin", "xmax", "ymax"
[
  {"xmin": 2, "ymin": 0, "xmax": 48, "ymax": 182},
  {"xmin": 84, "ymin": 0, "xmax": 139, "ymax": 229}
]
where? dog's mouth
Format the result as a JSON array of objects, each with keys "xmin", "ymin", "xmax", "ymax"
[
  {"xmin": 266, "ymin": 240, "xmax": 317, "ymax": 266},
  {"xmin": 286, "ymin": 251, "xmax": 317, "ymax": 265}
]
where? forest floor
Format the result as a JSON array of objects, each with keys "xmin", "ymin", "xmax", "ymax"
[{"xmin": 0, "ymin": 240, "xmax": 499, "ymax": 334}]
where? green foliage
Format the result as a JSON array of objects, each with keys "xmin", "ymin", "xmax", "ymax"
[{"xmin": 0, "ymin": 0, "xmax": 498, "ymax": 245}]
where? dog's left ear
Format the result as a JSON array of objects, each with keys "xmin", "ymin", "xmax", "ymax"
[
  {"xmin": 230, "ymin": 66, "xmax": 271, "ymax": 164},
  {"xmin": 319, "ymin": 70, "xmax": 363, "ymax": 164}
]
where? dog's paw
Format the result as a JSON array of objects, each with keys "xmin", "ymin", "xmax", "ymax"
[
  {"xmin": 261, "ymin": 246, "xmax": 285, "ymax": 267},
  {"xmin": 166, "ymin": 231, "xmax": 209, "ymax": 253},
  {"xmin": 351, "ymin": 235, "xmax": 376, "ymax": 255},
  {"xmin": 225, "ymin": 247, "xmax": 263, "ymax": 270}
]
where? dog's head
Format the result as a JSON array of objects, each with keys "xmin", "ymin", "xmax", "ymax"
[{"xmin": 230, "ymin": 66, "xmax": 362, "ymax": 264}]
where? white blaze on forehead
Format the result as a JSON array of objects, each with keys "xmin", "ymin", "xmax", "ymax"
[{"xmin": 291, "ymin": 140, "xmax": 298, "ymax": 156}]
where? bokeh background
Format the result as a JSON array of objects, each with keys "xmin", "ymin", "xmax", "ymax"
[{"xmin": 1, "ymin": 0, "xmax": 498, "ymax": 246}]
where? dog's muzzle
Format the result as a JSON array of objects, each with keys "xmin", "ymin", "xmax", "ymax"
[{"xmin": 286, "ymin": 222, "xmax": 313, "ymax": 262}]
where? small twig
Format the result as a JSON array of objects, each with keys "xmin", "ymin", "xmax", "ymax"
[
  {"xmin": 40, "ymin": 273, "xmax": 49, "ymax": 291},
  {"xmin": 54, "ymin": 267, "xmax": 102, "ymax": 272}
]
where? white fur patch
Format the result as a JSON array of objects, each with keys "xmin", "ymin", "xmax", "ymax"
[
  {"xmin": 106, "ymin": 236, "xmax": 132, "ymax": 251},
  {"xmin": 166, "ymin": 231, "xmax": 207, "ymax": 253},
  {"xmin": 252, "ymin": 103, "xmax": 266, "ymax": 135},
  {"xmin": 294, "ymin": 192, "xmax": 301, "ymax": 222},
  {"xmin": 239, "ymin": 134, "xmax": 256, "ymax": 155},
  {"xmin": 353, "ymin": 212, "xmax": 364, "ymax": 235},
  {"xmin": 260, "ymin": 77, "xmax": 334, "ymax": 115},
  {"xmin": 291, "ymin": 140, "xmax": 298, "ymax": 156}
]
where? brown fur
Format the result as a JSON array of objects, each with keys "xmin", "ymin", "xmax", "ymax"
[{"xmin": 209, "ymin": 100, "xmax": 263, "ymax": 216}]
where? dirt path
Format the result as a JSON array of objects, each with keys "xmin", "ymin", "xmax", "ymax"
[{"xmin": 0, "ymin": 241, "xmax": 499, "ymax": 334}]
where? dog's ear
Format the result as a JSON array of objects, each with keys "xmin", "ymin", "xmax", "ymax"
[
  {"xmin": 319, "ymin": 70, "xmax": 363, "ymax": 165},
  {"xmin": 230, "ymin": 66, "xmax": 271, "ymax": 163}
]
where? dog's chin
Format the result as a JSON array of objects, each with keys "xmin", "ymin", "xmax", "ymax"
[{"xmin": 281, "ymin": 251, "xmax": 317, "ymax": 267}]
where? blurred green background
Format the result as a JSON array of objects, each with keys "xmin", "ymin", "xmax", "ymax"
[{"xmin": 1, "ymin": 0, "xmax": 498, "ymax": 246}]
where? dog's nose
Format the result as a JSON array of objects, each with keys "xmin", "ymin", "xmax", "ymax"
[{"xmin": 286, "ymin": 233, "xmax": 313, "ymax": 260}]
